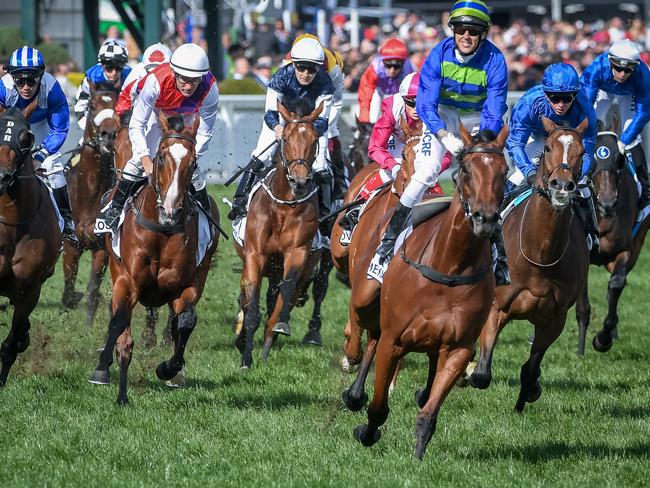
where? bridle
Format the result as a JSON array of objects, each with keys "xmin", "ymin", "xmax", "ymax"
[
  {"xmin": 591, "ymin": 131, "xmax": 624, "ymax": 206},
  {"xmin": 280, "ymin": 119, "xmax": 318, "ymax": 189},
  {"xmin": 86, "ymin": 90, "xmax": 118, "ymax": 156},
  {"xmin": 531, "ymin": 126, "xmax": 582, "ymax": 202},
  {"xmin": 151, "ymin": 132, "xmax": 197, "ymax": 211},
  {"xmin": 0, "ymin": 115, "xmax": 33, "ymax": 190}
]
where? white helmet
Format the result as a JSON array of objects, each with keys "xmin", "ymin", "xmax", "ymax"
[
  {"xmin": 609, "ymin": 39, "xmax": 641, "ymax": 68},
  {"xmin": 170, "ymin": 43, "xmax": 209, "ymax": 78},
  {"xmin": 142, "ymin": 43, "xmax": 172, "ymax": 70},
  {"xmin": 290, "ymin": 38, "xmax": 324, "ymax": 65}
]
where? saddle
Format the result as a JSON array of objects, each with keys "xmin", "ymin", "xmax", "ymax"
[{"xmin": 411, "ymin": 197, "xmax": 453, "ymax": 227}]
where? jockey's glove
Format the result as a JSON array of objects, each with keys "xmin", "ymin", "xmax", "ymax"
[
  {"xmin": 31, "ymin": 146, "xmax": 49, "ymax": 163},
  {"xmin": 440, "ymin": 133, "xmax": 464, "ymax": 156},
  {"xmin": 390, "ymin": 164, "xmax": 401, "ymax": 180},
  {"xmin": 617, "ymin": 140, "xmax": 630, "ymax": 156}
]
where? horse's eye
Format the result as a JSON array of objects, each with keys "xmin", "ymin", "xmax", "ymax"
[{"xmin": 544, "ymin": 145, "xmax": 550, "ymax": 152}]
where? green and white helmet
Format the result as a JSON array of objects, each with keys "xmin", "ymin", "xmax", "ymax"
[{"xmin": 448, "ymin": 0, "xmax": 491, "ymax": 32}]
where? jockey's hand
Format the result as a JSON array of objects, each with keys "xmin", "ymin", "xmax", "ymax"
[
  {"xmin": 31, "ymin": 146, "xmax": 48, "ymax": 163},
  {"xmin": 440, "ymin": 132, "xmax": 464, "ymax": 156},
  {"xmin": 617, "ymin": 140, "xmax": 629, "ymax": 156},
  {"xmin": 273, "ymin": 125, "xmax": 284, "ymax": 140},
  {"xmin": 390, "ymin": 164, "xmax": 401, "ymax": 180},
  {"xmin": 141, "ymin": 155, "xmax": 153, "ymax": 174}
]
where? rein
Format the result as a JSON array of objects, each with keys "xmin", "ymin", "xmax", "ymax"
[
  {"xmin": 261, "ymin": 168, "xmax": 318, "ymax": 205},
  {"xmin": 0, "ymin": 176, "xmax": 45, "ymax": 227}
]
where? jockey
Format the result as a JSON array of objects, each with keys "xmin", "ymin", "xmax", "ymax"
[
  {"xmin": 507, "ymin": 63, "xmax": 599, "ymax": 246},
  {"xmin": 74, "ymin": 40, "xmax": 131, "ymax": 127},
  {"xmin": 369, "ymin": 0, "xmax": 510, "ymax": 285},
  {"xmin": 356, "ymin": 38, "xmax": 415, "ymax": 124},
  {"xmin": 339, "ymin": 72, "xmax": 451, "ymax": 232},
  {"xmin": 581, "ymin": 39, "xmax": 650, "ymax": 208},
  {"xmin": 226, "ymin": 37, "xmax": 335, "ymax": 232},
  {"xmin": 0, "ymin": 46, "xmax": 77, "ymax": 244},
  {"xmin": 115, "ymin": 43, "xmax": 172, "ymax": 116},
  {"xmin": 102, "ymin": 43, "xmax": 219, "ymax": 231}
]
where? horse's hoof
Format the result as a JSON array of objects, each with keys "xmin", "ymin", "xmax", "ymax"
[
  {"xmin": 469, "ymin": 370, "xmax": 491, "ymax": 390},
  {"xmin": 593, "ymin": 332, "xmax": 613, "ymax": 352},
  {"xmin": 341, "ymin": 389, "xmax": 368, "ymax": 412},
  {"xmin": 415, "ymin": 388, "xmax": 427, "ymax": 409},
  {"xmin": 272, "ymin": 322, "xmax": 291, "ymax": 336},
  {"xmin": 88, "ymin": 369, "xmax": 110, "ymax": 385},
  {"xmin": 117, "ymin": 396, "xmax": 129, "ymax": 407},
  {"xmin": 62, "ymin": 290, "xmax": 84, "ymax": 309},
  {"xmin": 353, "ymin": 424, "xmax": 381, "ymax": 447},
  {"xmin": 155, "ymin": 361, "xmax": 179, "ymax": 381},
  {"xmin": 302, "ymin": 329, "xmax": 322, "ymax": 347},
  {"xmin": 526, "ymin": 381, "xmax": 542, "ymax": 403},
  {"xmin": 164, "ymin": 367, "xmax": 186, "ymax": 388}
]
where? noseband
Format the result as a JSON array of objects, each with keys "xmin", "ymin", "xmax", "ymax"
[
  {"xmin": 151, "ymin": 132, "xmax": 197, "ymax": 210},
  {"xmin": 280, "ymin": 120, "xmax": 317, "ymax": 187},
  {"xmin": 533, "ymin": 126, "xmax": 582, "ymax": 202}
]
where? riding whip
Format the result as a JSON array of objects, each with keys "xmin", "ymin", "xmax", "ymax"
[
  {"xmin": 318, "ymin": 180, "xmax": 392, "ymax": 223},
  {"xmin": 224, "ymin": 139, "xmax": 279, "ymax": 187}
]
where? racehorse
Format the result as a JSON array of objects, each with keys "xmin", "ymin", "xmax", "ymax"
[
  {"xmin": 234, "ymin": 102, "xmax": 323, "ymax": 369},
  {"xmin": 352, "ymin": 124, "xmax": 509, "ymax": 459},
  {"xmin": 470, "ymin": 118, "xmax": 590, "ymax": 413},
  {"xmin": 88, "ymin": 113, "xmax": 220, "ymax": 405},
  {"xmin": 347, "ymin": 118, "xmax": 373, "ymax": 173},
  {"xmin": 340, "ymin": 117, "xmax": 425, "ymax": 406},
  {"xmin": 575, "ymin": 128, "xmax": 650, "ymax": 355},
  {"xmin": 0, "ymin": 104, "xmax": 62, "ymax": 385},
  {"xmin": 63, "ymin": 82, "xmax": 118, "ymax": 325}
]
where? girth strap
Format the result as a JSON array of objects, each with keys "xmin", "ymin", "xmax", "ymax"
[{"xmin": 400, "ymin": 248, "xmax": 488, "ymax": 286}]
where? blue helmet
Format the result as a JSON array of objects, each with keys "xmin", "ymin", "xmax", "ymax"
[
  {"xmin": 6, "ymin": 46, "xmax": 45, "ymax": 77},
  {"xmin": 541, "ymin": 63, "xmax": 580, "ymax": 93}
]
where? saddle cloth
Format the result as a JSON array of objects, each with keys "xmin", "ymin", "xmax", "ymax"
[{"xmin": 42, "ymin": 179, "xmax": 64, "ymax": 235}]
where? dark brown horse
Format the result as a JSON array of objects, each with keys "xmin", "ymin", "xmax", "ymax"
[
  {"xmin": 470, "ymin": 118, "xmax": 590, "ymax": 412},
  {"xmin": 0, "ymin": 104, "xmax": 62, "ymax": 385},
  {"xmin": 348, "ymin": 118, "xmax": 373, "ymax": 174},
  {"xmin": 88, "ymin": 113, "xmax": 220, "ymax": 405},
  {"xmin": 352, "ymin": 125, "xmax": 509, "ymax": 459},
  {"xmin": 234, "ymin": 102, "xmax": 323, "ymax": 369},
  {"xmin": 63, "ymin": 83, "xmax": 118, "ymax": 325},
  {"xmin": 575, "ymin": 129, "xmax": 650, "ymax": 354}
]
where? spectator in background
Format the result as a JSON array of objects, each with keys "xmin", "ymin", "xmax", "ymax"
[
  {"xmin": 54, "ymin": 62, "xmax": 77, "ymax": 104},
  {"xmin": 274, "ymin": 18, "xmax": 292, "ymax": 54},
  {"xmin": 251, "ymin": 16, "xmax": 279, "ymax": 59},
  {"xmin": 252, "ymin": 56, "xmax": 273, "ymax": 89},
  {"xmin": 331, "ymin": 14, "xmax": 349, "ymax": 43},
  {"xmin": 232, "ymin": 57, "xmax": 252, "ymax": 80}
]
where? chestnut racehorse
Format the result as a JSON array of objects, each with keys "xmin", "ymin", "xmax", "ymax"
[
  {"xmin": 0, "ymin": 104, "xmax": 61, "ymax": 385},
  {"xmin": 63, "ymin": 83, "xmax": 118, "ymax": 325},
  {"xmin": 89, "ymin": 113, "xmax": 220, "ymax": 405},
  {"xmin": 575, "ymin": 129, "xmax": 650, "ymax": 354},
  {"xmin": 470, "ymin": 118, "xmax": 590, "ymax": 412},
  {"xmin": 235, "ymin": 102, "xmax": 323, "ymax": 369},
  {"xmin": 352, "ymin": 125, "xmax": 509, "ymax": 458}
]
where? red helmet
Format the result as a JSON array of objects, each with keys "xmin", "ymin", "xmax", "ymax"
[{"xmin": 379, "ymin": 38, "xmax": 408, "ymax": 61}]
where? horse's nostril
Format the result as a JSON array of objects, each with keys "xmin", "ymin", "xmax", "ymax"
[
  {"xmin": 549, "ymin": 179, "xmax": 559, "ymax": 189},
  {"xmin": 566, "ymin": 182, "xmax": 576, "ymax": 192}
]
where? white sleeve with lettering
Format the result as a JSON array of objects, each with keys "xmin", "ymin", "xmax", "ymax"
[{"xmin": 129, "ymin": 74, "xmax": 160, "ymax": 161}]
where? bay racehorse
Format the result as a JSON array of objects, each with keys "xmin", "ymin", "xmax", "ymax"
[
  {"xmin": 340, "ymin": 117, "xmax": 425, "ymax": 407},
  {"xmin": 348, "ymin": 118, "xmax": 373, "ymax": 174},
  {"xmin": 0, "ymin": 104, "xmax": 62, "ymax": 385},
  {"xmin": 470, "ymin": 117, "xmax": 590, "ymax": 413},
  {"xmin": 89, "ymin": 113, "xmax": 220, "ymax": 405},
  {"xmin": 63, "ymin": 82, "xmax": 118, "ymax": 325},
  {"xmin": 575, "ymin": 129, "xmax": 650, "ymax": 354},
  {"xmin": 352, "ymin": 125, "xmax": 509, "ymax": 459},
  {"xmin": 234, "ymin": 102, "xmax": 323, "ymax": 369}
]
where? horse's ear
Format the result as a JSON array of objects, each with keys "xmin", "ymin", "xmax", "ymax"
[
  {"xmin": 458, "ymin": 123, "xmax": 473, "ymax": 147},
  {"xmin": 190, "ymin": 113, "xmax": 200, "ymax": 137},
  {"xmin": 277, "ymin": 101, "xmax": 292, "ymax": 122},
  {"xmin": 113, "ymin": 111, "xmax": 122, "ymax": 128},
  {"xmin": 22, "ymin": 98, "xmax": 38, "ymax": 120},
  {"xmin": 542, "ymin": 116, "xmax": 557, "ymax": 134},
  {"xmin": 307, "ymin": 101, "xmax": 324, "ymax": 121},
  {"xmin": 576, "ymin": 117, "xmax": 590, "ymax": 136},
  {"xmin": 610, "ymin": 111, "xmax": 619, "ymax": 134},
  {"xmin": 19, "ymin": 130, "xmax": 34, "ymax": 153},
  {"xmin": 493, "ymin": 123, "xmax": 509, "ymax": 150},
  {"xmin": 159, "ymin": 111, "xmax": 170, "ymax": 133}
]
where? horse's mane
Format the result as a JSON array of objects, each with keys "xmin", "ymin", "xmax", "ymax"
[
  {"xmin": 166, "ymin": 114, "xmax": 186, "ymax": 133},
  {"xmin": 92, "ymin": 82, "xmax": 120, "ymax": 95}
]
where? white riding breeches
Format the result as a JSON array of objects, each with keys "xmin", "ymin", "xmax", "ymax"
[
  {"xmin": 594, "ymin": 90, "xmax": 642, "ymax": 148},
  {"xmin": 30, "ymin": 118, "xmax": 66, "ymax": 189},
  {"xmin": 252, "ymin": 121, "xmax": 330, "ymax": 174}
]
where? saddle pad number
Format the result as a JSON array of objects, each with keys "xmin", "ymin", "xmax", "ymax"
[
  {"xmin": 340, "ymin": 229, "xmax": 352, "ymax": 245},
  {"xmin": 94, "ymin": 217, "xmax": 111, "ymax": 235}
]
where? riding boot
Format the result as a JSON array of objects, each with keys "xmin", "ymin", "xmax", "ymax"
[
  {"xmin": 227, "ymin": 169, "xmax": 259, "ymax": 221},
  {"xmin": 328, "ymin": 137, "xmax": 348, "ymax": 200},
  {"xmin": 490, "ymin": 227, "xmax": 511, "ymax": 286},
  {"xmin": 375, "ymin": 202, "xmax": 411, "ymax": 263},
  {"xmin": 338, "ymin": 205, "xmax": 361, "ymax": 232},
  {"xmin": 576, "ymin": 196, "xmax": 599, "ymax": 252},
  {"xmin": 630, "ymin": 144, "xmax": 650, "ymax": 208},
  {"xmin": 104, "ymin": 179, "xmax": 137, "ymax": 232},
  {"xmin": 316, "ymin": 170, "xmax": 333, "ymax": 242},
  {"xmin": 53, "ymin": 185, "xmax": 79, "ymax": 245},
  {"xmin": 193, "ymin": 186, "xmax": 211, "ymax": 212}
]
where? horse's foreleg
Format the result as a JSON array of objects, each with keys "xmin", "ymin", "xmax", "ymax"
[
  {"xmin": 239, "ymin": 255, "xmax": 265, "ymax": 369},
  {"xmin": 303, "ymin": 253, "xmax": 334, "ymax": 346},
  {"xmin": 115, "ymin": 326, "xmax": 133, "ymax": 406},
  {"xmin": 470, "ymin": 305, "xmax": 508, "ymax": 390},
  {"xmin": 414, "ymin": 346, "xmax": 473, "ymax": 459},
  {"xmin": 515, "ymin": 315, "xmax": 565, "ymax": 413},
  {"xmin": 86, "ymin": 248, "xmax": 109, "ymax": 327},
  {"xmin": 89, "ymin": 276, "xmax": 135, "ymax": 388},
  {"xmin": 342, "ymin": 319, "xmax": 364, "ymax": 371},
  {"xmin": 415, "ymin": 352, "xmax": 439, "ymax": 409},
  {"xmin": 0, "ymin": 285, "xmax": 40, "ymax": 386},
  {"xmin": 353, "ymin": 337, "xmax": 403, "ymax": 448},
  {"xmin": 575, "ymin": 278, "xmax": 591, "ymax": 356},
  {"xmin": 596, "ymin": 252, "xmax": 630, "ymax": 351},
  {"xmin": 342, "ymin": 333, "xmax": 378, "ymax": 412},
  {"xmin": 155, "ymin": 288, "xmax": 199, "ymax": 382},
  {"xmin": 62, "ymin": 242, "xmax": 83, "ymax": 309}
]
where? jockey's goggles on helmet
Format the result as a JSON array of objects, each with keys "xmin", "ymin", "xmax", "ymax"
[
  {"xmin": 102, "ymin": 63, "xmax": 121, "ymax": 73},
  {"xmin": 383, "ymin": 60, "xmax": 404, "ymax": 70},
  {"xmin": 13, "ymin": 76, "xmax": 39, "ymax": 88},
  {"xmin": 174, "ymin": 73, "xmax": 202, "ymax": 85},
  {"xmin": 452, "ymin": 24, "xmax": 484, "ymax": 37},
  {"xmin": 545, "ymin": 92, "xmax": 576, "ymax": 104},
  {"xmin": 294, "ymin": 62, "xmax": 319, "ymax": 74},
  {"xmin": 403, "ymin": 97, "xmax": 416, "ymax": 108},
  {"xmin": 610, "ymin": 62, "xmax": 635, "ymax": 74}
]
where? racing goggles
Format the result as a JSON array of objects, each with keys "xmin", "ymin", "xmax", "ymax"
[
  {"xmin": 294, "ymin": 63, "xmax": 319, "ymax": 74},
  {"xmin": 13, "ymin": 76, "xmax": 39, "ymax": 88},
  {"xmin": 452, "ymin": 24, "xmax": 484, "ymax": 37},
  {"xmin": 102, "ymin": 63, "xmax": 122, "ymax": 73},
  {"xmin": 383, "ymin": 60, "xmax": 404, "ymax": 70},
  {"xmin": 403, "ymin": 97, "xmax": 416, "ymax": 108},
  {"xmin": 610, "ymin": 62, "xmax": 635, "ymax": 74},
  {"xmin": 546, "ymin": 92, "xmax": 576, "ymax": 104}
]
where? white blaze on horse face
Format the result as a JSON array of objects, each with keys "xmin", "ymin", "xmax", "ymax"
[
  {"xmin": 558, "ymin": 134, "xmax": 574, "ymax": 166},
  {"xmin": 163, "ymin": 143, "xmax": 189, "ymax": 214}
]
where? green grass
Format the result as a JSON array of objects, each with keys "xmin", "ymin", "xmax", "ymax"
[{"xmin": 0, "ymin": 185, "xmax": 649, "ymax": 487}]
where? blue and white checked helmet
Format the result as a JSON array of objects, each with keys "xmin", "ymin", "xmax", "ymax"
[{"xmin": 7, "ymin": 46, "xmax": 45, "ymax": 77}]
